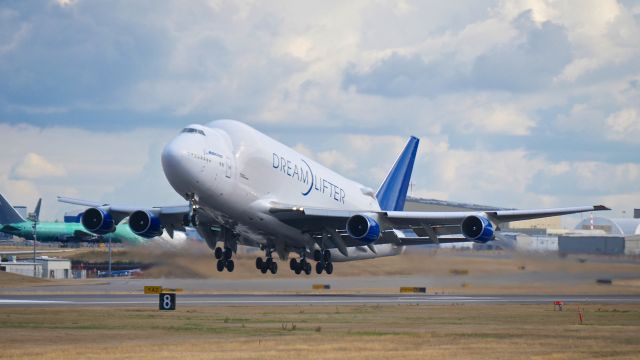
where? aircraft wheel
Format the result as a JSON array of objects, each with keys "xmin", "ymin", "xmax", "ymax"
[
  {"xmin": 191, "ymin": 213, "xmax": 199, "ymax": 227},
  {"xmin": 294, "ymin": 265, "xmax": 302, "ymax": 275},
  {"xmin": 313, "ymin": 249, "xmax": 322, "ymax": 262},
  {"xmin": 315, "ymin": 261, "xmax": 324, "ymax": 274},
  {"xmin": 323, "ymin": 250, "xmax": 331, "ymax": 263},
  {"xmin": 223, "ymin": 247, "xmax": 233, "ymax": 260},
  {"xmin": 216, "ymin": 259, "xmax": 225, "ymax": 272},
  {"xmin": 304, "ymin": 263, "xmax": 312, "ymax": 275},
  {"xmin": 214, "ymin": 247, "xmax": 223, "ymax": 260},
  {"xmin": 256, "ymin": 257, "xmax": 263, "ymax": 270},
  {"xmin": 226, "ymin": 259, "xmax": 235, "ymax": 272},
  {"xmin": 260, "ymin": 263, "xmax": 269, "ymax": 274},
  {"xmin": 270, "ymin": 261, "xmax": 278, "ymax": 274},
  {"xmin": 289, "ymin": 258, "xmax": 298, "ymax": 270},
  {"xmin": 325, "ymin": 262, "xmax": 333, "ymax": 275}
]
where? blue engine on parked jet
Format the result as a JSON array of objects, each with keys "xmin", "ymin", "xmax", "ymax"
[
  {"xmin": 461, "ymin": 215, "xmax": 494, "ymax": 243},
  {"xmin": 81, "ymin": 207, "xmax": 115, "ymax": 235},
  {"xmin": 129, "ymin": 210, "xmax": 163, "ymax": 238},
  {"xmin": 346, "ymin": 214, "xmax": 381, "ymax": 244}
]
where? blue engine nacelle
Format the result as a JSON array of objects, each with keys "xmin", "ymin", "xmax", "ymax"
[
  {"xmin": 128, "ymin": 210, "xmax": 163, "ymax": 238},
  {"xmin": 81, "ymin": 207, "xmax": 115, "ymax": 235},
  {"xmin": 346, "ymin": 214, "xmax": 381, "ymax": 244},
  {"xmin": 461, "ymin": 215, "xmax": 494, "ymax": 243}
]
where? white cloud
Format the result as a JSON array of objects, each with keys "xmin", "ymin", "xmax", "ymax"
[
  {"xmin": 606, "ymin": 108, "xmax": 640, "ymax": 143},
  {"xmin": 292, "ymin": 143, "xmax": 314, "ymax": 158},
  {"xmin": 0, "ymin": 19, "xmax": 30, "ymax": 56},
  {"xmin": 463, "ymin": 105, "xmax": 536, "ymax": 135},
  {"xmin": 0, "ymin": 123, "xmax": 181, "ymax": 220},
  {"xmin": 10, "ymin": 153, "xmax": 66, "ymax": 179},
  {"xmin": 317, "ymin": 150, "xmax": 357, "ymax": 174},
  {"xmin": 55, "ymin": 0, "xmax": 76, "ymax": 7},
  {"xmin": 0, "ymin": 1, "xmax": 638, "ymax": 218}
]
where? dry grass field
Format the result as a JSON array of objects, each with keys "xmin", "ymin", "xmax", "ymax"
[
  {"xmin": 64, "ymin": 243, "xmax": 640, "ymax": 279},
  {"xmin": 2, "ymin": 244, "xmax": 640, "ymax": 358},
  {"xmin": 0, "ymin": 271, "xmax": 50, "ymax": 288},
  {"xmin": 3, "ymin": 243, "xmax": 640, "ymax": 295},
  {"xmin": 1, "ymin": 303, "xmax": 639, "ymax": 359}
]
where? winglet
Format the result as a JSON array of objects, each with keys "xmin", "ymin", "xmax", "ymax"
[
  {"xmin": 33, "ymin": 198, "xmax": 42, "ymax": 222},
  {"xmin": 593, "ymin": 205, "xmax": 611, "ymax": 211},
  {"xmin": 376, "ymin": 136, "xmax": 420, "ymax": 211}
]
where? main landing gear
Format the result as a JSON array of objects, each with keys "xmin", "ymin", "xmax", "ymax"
[
  {"xmin": 214, "ymin": 246, "xmax": 234, "ymax": 272},
  {"xmin": 256, "ymin": 248, "xmax": 278, "ymax": 274},
  {"xmin": 289, "ymin": 257, "xmax": 312, "ymax": 275},
  {"xmin": 313, "ymin": 249, "xmax": 333, "ymax": 275}
]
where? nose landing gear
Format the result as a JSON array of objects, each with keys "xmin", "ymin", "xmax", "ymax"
[{"xmin": 185, "ymin": 192, "xmax": 200, "ymax": 226}]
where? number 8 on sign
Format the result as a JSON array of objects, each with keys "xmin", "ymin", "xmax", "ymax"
[{"xmin": 159, "ymin": 293, "xmax": 176, "ymax": 310}]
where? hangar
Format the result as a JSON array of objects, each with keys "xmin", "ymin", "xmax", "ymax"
[
  {"xmin": 566, "ymin": 216, "xmax": 640, "ymax": 255},
  {"xmin": 574, "ymin": 217, "xmax": 640, "ymax": 236}
]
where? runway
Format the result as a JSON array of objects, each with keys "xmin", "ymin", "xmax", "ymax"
[{"xmin": 1, "ymin": 293, "xmax": 640, "ymax": 307}]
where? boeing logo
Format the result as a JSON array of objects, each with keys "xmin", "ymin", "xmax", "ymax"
[{"xmin": 272, "ymin": 153, "xmax": 345, "ymax": 203}]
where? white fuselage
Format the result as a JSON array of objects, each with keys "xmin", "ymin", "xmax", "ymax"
[{"xmin": 161, "ymin": 120, "xmax": 383, "ymax": 258}]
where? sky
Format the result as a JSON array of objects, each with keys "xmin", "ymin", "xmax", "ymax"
[{"xmin": 0, "ymin": 0, "xmax": 639, "ymax": 224}]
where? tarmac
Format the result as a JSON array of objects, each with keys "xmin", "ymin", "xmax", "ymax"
[{"xmin": 1, "ymin": 293, "xmax": 640, "ymax": 307}]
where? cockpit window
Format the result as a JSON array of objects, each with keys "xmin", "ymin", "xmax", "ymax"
[{"xmin": 181, "ymin": 128, "xmax": 206, "ymax": 136}]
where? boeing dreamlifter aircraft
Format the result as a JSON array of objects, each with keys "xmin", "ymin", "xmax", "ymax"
[{"xmin": 59, "ymin": 120, "xmax": 609, "ymax": 275}]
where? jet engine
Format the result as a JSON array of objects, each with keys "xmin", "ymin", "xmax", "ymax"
[
  {"xmin": 346, "ymin": 214, "xmax": 381, "ymax": 244},
  {"xmin": 81, "ymin": 207, "xmax": 115, "ymax": 235},
  {"xmin": 461, "ymin": 215, "xmax": 494, "ymax": 243},
  {"xmin": 129, "ymin": 210, "xmax": 164, "ymax": 238}
]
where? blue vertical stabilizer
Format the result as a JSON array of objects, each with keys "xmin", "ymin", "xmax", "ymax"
[{"xmin": 376, "ymin": 136, "xmax": 420, "ymax": 211}]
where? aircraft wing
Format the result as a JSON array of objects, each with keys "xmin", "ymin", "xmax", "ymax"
[
  {"xmin": 269, "ymin": 202, "xmax": 609, "ymax": 249},
  {"xmin": 384, "ymin": 205, "xmax": 610, "ymax": 225},
  {"xmin": 57, "ymin": 196, "xmax": 191, "ymax": 235}
]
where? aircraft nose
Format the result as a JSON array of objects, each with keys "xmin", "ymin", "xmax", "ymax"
[
  {"xmin": 161, "ymin": 136, "xmax": 191, "ymax": 184},
  {"xmin": 161, "ymin": 138, "xmax": 183, "ymax": 169}
]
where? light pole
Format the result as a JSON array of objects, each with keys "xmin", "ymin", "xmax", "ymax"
[
  {"xmin": 32, "ymin": 220, "xmax": 37, "ymax": 277},
  {"xmin": 32, "ymin": 198, "xmax": 41, "ymax": 278},
  {"xmin": 108, "ymin": 235, "xmax": 112, "ymax": 277}
]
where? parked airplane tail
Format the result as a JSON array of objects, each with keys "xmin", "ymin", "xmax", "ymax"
[
  {"xmin": 0, "ymin": 193, "xmax": 27, "ymax": 224},
  {"xmin": 375, "ymin": 136, "xmax": 420, "ymax": 211}
]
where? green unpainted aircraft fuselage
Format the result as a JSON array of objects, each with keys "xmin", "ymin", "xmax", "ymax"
[{"xmin": 0, "ymin": 221, "xmax": 146, "ymax": 245}]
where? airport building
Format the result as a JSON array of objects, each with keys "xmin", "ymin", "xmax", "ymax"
[
  {"xmin": 560, "ymin": 215, "xmax": 640, "ymax": 255},
  {"xmin": 0, "ymin": 258, "xmax": 42, "ymax": 277},
  {"xmin": 0, "ymin": 256, "xmax": 74, "ymax": 279},
  {"xmin": 574, "ymin": 217, "xmax": 640, "ymax": 236}
]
